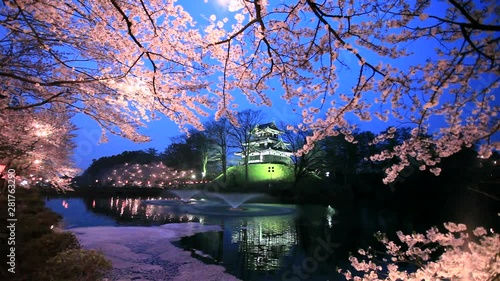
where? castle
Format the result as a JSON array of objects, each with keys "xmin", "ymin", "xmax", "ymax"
[{"xmin": 236, "ymin": 122, "xmax": 293, "ymax": 165}]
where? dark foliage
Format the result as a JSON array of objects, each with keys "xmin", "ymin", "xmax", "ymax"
[{"xmin": 0, "ymin": 189, "xmax": 111, "ymax": 281}]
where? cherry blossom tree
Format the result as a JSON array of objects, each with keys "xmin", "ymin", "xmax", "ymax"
[
  {"xmin": 0, "ymin": 0, "xmax": 212, "ymax": 142},
  {"xmin": 205, "ymin": 0, "xmax": 499, "ymax": 184},
  {"xmin": 1, "ymin": 0, "xmax": 498, "ymax": 184},
  {"xmin": 340, "ymin": 222, "xmax": 499, "ymax": 281},
  {"xmin": 1, "ymin": 3, "xmax": 498, "ymax": 278},
  {"xmin": 97, "ymin": 162, "xmax": 198, "ymax": 188},
  {"xmin": 0, "ymin": 105, "xmax": 78, "ymax": 187}
]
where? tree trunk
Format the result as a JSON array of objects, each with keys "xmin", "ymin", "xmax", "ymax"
[
  {"xmin": 222, "ymin": 153, "xmax": 227, "ymax": 183},
  {"xmin": 244, "ymin": 154, "xmax": 249, "ymax": 183},
  {"xmin": 201, "ymin": 154, "xmax": 208, "ymax": 179}
]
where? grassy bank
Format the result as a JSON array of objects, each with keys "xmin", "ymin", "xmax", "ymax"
[{"xmin": 0, "ymin": 187, "xmax": 111, "ymax": 281}]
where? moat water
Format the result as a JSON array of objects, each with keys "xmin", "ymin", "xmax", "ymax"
[{"xmin": 45, "ymin": 194, "xmax": 497, "ymax": 280}]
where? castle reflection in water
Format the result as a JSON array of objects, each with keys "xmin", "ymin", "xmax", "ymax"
[
  {"xmin": 229, "ymin": 216, "xmax": 298, "ymax": 271},
  {"xmin": 88, "ymin": 196, "xmax": 303, "ymax": 271}
]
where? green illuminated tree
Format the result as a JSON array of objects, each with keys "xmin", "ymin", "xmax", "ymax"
[
  {"xmin": 227, "ymin": 109, "xmax": 264, "ymax": 183},
  {"xmin": 281, "ymin": 127, "xmax": 327, "ymax": 186}
]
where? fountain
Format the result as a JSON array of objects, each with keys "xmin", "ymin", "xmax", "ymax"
[
  {"xmin": 210, "ymin": 192, "xmax": 261, "ymax": 209},
  {"xmin": 143, "ymin": 192, "xmax": 295, "ymax": 217},
  {"xmin": 169, "ymin": 190, "xmax": 200, "ymax": 203},
  {"xmin": 177, "ymin": 192, "xmax": 295, "ymax": 217}
]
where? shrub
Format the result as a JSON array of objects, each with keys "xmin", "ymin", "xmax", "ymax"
[
  {"xmin": 17, "ymin": 210, "xmax": 61, "ymax": 241},
  {"xmin": 20, "ymin": 232, "xmax": 80, "ymax": 265},
  {"xmin": 0, "ymin": 189, "xmax": 112, "ymax": 281},
  {"xmin": 41, "ymin": 249, "xmax": 112, "ymax": 281}
]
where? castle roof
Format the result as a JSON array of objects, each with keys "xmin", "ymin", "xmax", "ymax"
[
  {"xmin": 256, "ymin": 121, "xmax": 281, "ymax": 131},
  {"xmin": 272, "ymin": 139, "xmax": 292, "ymax": 152}
]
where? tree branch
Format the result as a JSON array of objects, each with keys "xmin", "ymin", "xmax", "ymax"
[{"xmin": 6, "ymin": 89, "xmax": 70, "ymax": 110}]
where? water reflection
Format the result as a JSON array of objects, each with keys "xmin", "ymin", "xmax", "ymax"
[
  {"xmin": 326, "ymin": 205, "xmax": 335, "ymax": 228},
  {"xmin": 178, "ymin": 205, "xmax": 340, "ymax": 280},
  {"xmin": 45, "ymin": 194, "xmax": 498, "ymax": 281},
  {"xmin": 91, "ymin": 197, "xmax": 328, "ymax": 274},
  {"xmin": 230, "ymin": 216, "xmax": 298, "ymax": 271},
  {"xmin": 88, "ymin": 196, "xmax": 205, "ymax": 225},
  {"xmin": 46, "ymin": 196, "xmax": 401, "ymax": 280},
  {"xmin": 48, "ymin": 196, "xmax": 332, "ymax": 278}
]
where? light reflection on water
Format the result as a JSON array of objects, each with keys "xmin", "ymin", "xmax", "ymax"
[
  {"xmin": 228, "ymin": 216, "xmax": 298, "ymax": 271},
  {"xmin": 45, "ymin": 192, "xmax": 498, "ymax": 281},
  {"xmin": 47, "ymin": 196, "xmax": 209, "ymax": 226},
  {"xmin": 49, "ymin": 196, "xmax": 445, "ymax": 280},
  {"xmin": 46, "ymin": 196, "xmax": 341, "ymax": 280}
]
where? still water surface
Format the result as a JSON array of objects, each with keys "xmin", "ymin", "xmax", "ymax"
[{"xmin": 45, "ymin": 195, "xmax": 495, "ymax": 281}]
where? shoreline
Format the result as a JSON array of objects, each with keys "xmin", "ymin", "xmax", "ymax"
[{"xmin": 69, "ymin": 223, "xmax": 242, "ymax": 281}]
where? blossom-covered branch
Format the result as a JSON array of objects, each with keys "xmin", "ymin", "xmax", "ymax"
[
  {"xmin": 1, "ymin": 0, "xmax": 498, "ymax": 184},
  {"xmin": 340, "ymin": 222, "xmax": 499, "ymax": 281},
  {"xmin": 207, "ymin": 0, "xmax": 499, "ymax": 183}
]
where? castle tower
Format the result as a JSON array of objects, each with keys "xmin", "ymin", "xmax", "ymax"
[{"xmin": 236, "ymin": 122, "xmax": 293, "ymax": 165}]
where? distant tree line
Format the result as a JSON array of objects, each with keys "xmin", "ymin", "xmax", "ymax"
[{"xmin": 77, "ymin": 109, "xmax": 499, "ymax": 201}]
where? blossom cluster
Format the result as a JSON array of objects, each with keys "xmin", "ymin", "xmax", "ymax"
[
  {"xmin": 0, "ymin": 107, "xmax": 78, "ymax": 188},
  {"xmin": 340, "ymin": 222, "xmax": 500, "ymax": 281},
  {"xmin": 98, "ymin": 162, "xmax": 201, "ymax": 188}
]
